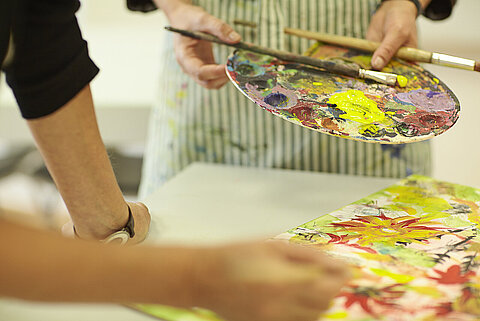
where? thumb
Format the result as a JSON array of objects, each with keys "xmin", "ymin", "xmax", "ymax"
[
  {"xmin": 371, "ymin": 31, "xmax": 406, "ymax": 70},
  {"xmin": 197, "ymin": 15, "xmax": 241, "ymax": 43}
]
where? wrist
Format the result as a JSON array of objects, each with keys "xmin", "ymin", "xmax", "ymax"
[
  {"xmin": 130, "ymin": 246, "xmax": 200, "ymax": 306},
  {"xmin": 378, "ymin": 0, "xmax": 426, "ymax": 17},
  {"xmin": 72, "ymin": 202, "xmax": 130, "ymax": 241}
]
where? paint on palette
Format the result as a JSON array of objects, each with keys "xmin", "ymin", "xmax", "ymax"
[
  {"xmin": 275, "ymin": 175, "xmax": 480, "ymax": 320},
  {"xmin": 226, "ymin": 43, "xmax": 460, "ymax": 144}
]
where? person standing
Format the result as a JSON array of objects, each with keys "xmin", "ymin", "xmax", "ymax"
[
  {"xmin": 0, "ymin": 2, "xmax": 349, "ymax": 321},
  {"xmin": 136, "ymin": 0, "xmax": 456, "ymax": 199}
]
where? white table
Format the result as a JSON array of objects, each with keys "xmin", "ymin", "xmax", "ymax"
[
  {"xmin": 144, "ymin": 163, "xmax": 397, "ymax": 245},
  {"xmin": 0, "ymin": 163, "xmax": 397, "ymax": 321}
]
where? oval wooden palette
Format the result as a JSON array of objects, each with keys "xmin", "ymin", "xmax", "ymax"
[{"xmin": 226, "ymin": 43, "xmax": 460, "ymax": 144}]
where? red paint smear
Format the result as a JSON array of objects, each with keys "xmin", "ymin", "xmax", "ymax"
[
  {"xmin": 327, "ymin": 233, "xmax": 378, "ymax": 254},
  {"xmin": 429, "ymin": 265, "xmax": 475, "ymax": 285}
]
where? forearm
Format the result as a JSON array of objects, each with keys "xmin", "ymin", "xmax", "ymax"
[
  {"xmin": 0, "ymin": 218, "xmax": 195, "ymax": 306},
  {"xmin": 383, "ymin": 0, "xmax": 433, "ymax": 13},
  {"xmin": 26, "ymin": 85, "xmax": 128, "ymax": 240}
]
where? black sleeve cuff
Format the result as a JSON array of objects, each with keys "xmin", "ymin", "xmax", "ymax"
[
  {"xmin": 423, "ymin": 0, "xmax": 456, "ymax": 21},
  {"xmin": 6, "ymin": 43, "xmax": 99, "ymax": 119},
  {"xmin": 126, "ymin": 0, "xmax": 157, "ymax": 13}
]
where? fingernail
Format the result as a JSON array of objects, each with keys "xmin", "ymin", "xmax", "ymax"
[
  {"xmin": 228, "ymin": 31, "xmax": 241, "ymax": 42},
  {"xmin": 372, "ymin": 56, "xmax": 385, "ymax": 69}
]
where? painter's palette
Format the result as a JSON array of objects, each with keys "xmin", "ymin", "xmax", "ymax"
[
  {"xmin": 226, "ymin": 43, "xmax": 460, "ymax": 144},
  {"xmin": 277, "ymin": 175, "xmax": 480, "ymax": 320}
]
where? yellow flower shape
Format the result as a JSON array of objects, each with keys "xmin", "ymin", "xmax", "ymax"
[{"xmin": 331, "ymin": 212, "xmax": 448, "ymax": 246}]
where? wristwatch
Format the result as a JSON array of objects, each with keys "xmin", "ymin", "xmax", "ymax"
[
  {"xmin": 72, "ymin": 205, "xmax": 135, "ymax": 245},
  {"xmin": 377, "ymin": 0, "xmax": 423, "ymax": 17},
  {"xmin": 102, "ymin": 206, "xmax": 135, "ymax": 245}
]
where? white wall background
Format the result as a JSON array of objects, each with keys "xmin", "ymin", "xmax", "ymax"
[
  {"xmin": 0, "ymin": 0, "xmax": 479, "ymax": 186},
  {"xmin": 417, "ymin": 0, "xmax": 480, "ymax": 188}
]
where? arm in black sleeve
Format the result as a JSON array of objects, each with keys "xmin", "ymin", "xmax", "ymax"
[
  {"xmin": 126, "ymin": 0, "xmax": 158, "ymax": 13},
  {"xmin": 3, "ymin": 0, "xmax": 99, "ymax": 119},
  {"xmin": 424, "ymin": 0, "xmax": 457, "ymax": 20}
]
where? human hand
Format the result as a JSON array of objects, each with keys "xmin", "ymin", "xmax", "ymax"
[
  {"xmin": 367, "ymin": 0, "xmax": 419, "ymax": 70},
  {"xmin": 191, "ymin": 241, "xmax": 350, "ymax": 321},
  {"xmin": 163, "ymin": 1, "xmax": 241, "ymax": 89}
]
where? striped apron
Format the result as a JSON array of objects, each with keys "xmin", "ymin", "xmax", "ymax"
[{"xmin": 139, "ymin": 0, "xmax": 431, "ymax": 198}]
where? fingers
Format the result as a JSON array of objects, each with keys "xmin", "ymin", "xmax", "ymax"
[
  {"xmin": 202, "ymin": 241, "xmax": 349, "ymax": 321},
  {"xmin": 174, "ymin": 30, "xmax": 230, "ymax": 89},
  {"xmin": 298, "ymin": 276, "xmax": 347, "ymax": 310},
  {"xmin": 271, "ymin": 241, "xmax": 349, "ymax": 275},
  {"xmin": 196, "ymin": 64, "xmax": 229, "ymax": 89},
  {"xmin": 169, "ymin": 4, "xmax": 239, "ymax": 89},
  {"xmin": 195, "ymin": 11, "xmax": 241, "ymax": 43},
  {"xmin": 184, "ymin": 62, "xmax": 229, "ymax": 89},
  {"xmin": 368, "ymin": 1, "xmax": 418, "ymax": 70},
  {"xmin": 371, "ymin": 28, "xmax": 411, "ymax": 70}
]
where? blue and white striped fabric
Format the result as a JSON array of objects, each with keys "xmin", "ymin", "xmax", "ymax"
[{"xmin": 139, "ymin": 0, "xmax": 431, "ymax": 199}]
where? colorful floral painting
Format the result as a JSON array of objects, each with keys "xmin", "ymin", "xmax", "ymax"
[
  {"xmin": 131, "ymin": 176, "xmax": 479, "ymax": 321},
  {"xmin": 226, "ymin": 43, "xmax": 460, "ymax": 144},
  {"xmin": 276, "ymin": 175, "xmax": 480, "ymax": 320}
]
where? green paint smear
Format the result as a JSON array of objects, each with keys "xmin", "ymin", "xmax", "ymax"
[
  {"xmin": 375, "ymin": 244, "xmax": 436, "ymax": 268},
  {"xmin": 385, "ymin": 185, "xmax": 452, "ymax": 214},
  {"xmin": 133, "ymin": 304, "xmax": 224, "ymax": 321},
  {"xmin": 444, "ymin": 215, "xmax": 472, "ymax": 228},
  {"xmin": 454, "ymin": 185, "xmax": 480, "ymax": 202},
  {"xmin": 384, "ymin": 100, "xmax": 416, "ymax": 113}
]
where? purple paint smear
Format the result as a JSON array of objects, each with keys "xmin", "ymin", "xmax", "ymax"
[{"xmin": 396, "ymin": 89, "xmax": 455, "ymax": 112}]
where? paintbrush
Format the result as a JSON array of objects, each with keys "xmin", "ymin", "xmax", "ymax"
[
  {"xmin": 284, "ymin": 27, "xmax": 480, "ymax": 72},
  {"xmin": 165, "ymin": 26, "xmax": 405, "ymax": 87},
  {"xmin": 232, "ymin": 19, "xmax": 479, "ymax": 72}
]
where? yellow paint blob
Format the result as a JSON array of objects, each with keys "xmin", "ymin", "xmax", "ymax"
[
  {"xmin": 176, "ymin": 90, "xmax": 187, "ymax": 99},
  {"xmin": 323, "ymin": 311, "xmax": 348, "ymax": 319},
  {"xmin": 359, "ymin": 124, "xmax": 382, "ymax": 136},
  {"xmin": 312, "ymin": 82, "xmax": 323, "ymax": 86},
  {"xmin": 397, "ymin": 75, "xmax": 408, "ymax": 88},
  {"xmin": 358, "ymin": 252, "xmax": 393, "ymax": 262},
  {"xmin": 409, "ymin": 286, "xmax": 443, "ymax": 298},
  {"xmin": 327, "ymin": 90, "xmax": 385, "ymax": 124},
  {"xmin": 370, "ymin": 267, "xmax": 415, "ymax": 283}
]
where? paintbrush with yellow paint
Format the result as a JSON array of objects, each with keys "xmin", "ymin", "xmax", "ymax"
[
  {"xmin": 233, "ymin": 19, "xmax": 479, "ymax": 72},
  {"xmin": 165, "ymin": 26, "xmax": 407, "ymax": 87}
]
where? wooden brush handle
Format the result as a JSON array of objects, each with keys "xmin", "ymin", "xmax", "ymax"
[
  {"xmin": 166, "ymin": 26, "xmax": 361, "ymax": 78},
  {"xmin": 284, "ymin": 27, "xmax": 432, "ymax": 63}
]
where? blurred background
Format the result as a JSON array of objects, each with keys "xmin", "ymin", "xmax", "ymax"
[{"xmin": 0, "ymin": 0, "xmax": 479, "ymax": 229}]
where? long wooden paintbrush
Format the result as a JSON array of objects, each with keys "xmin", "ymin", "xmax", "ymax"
[
  {"xmin": 232, "ymin": 20, "xmax": 479, "ymax": 72},
  {"xmin": 284, "ymin": 27, "xmax": 480, "ymax": 72},
  {"xmin": 165, "ymin": 26, "xmax": 406, "ymax": 87}
]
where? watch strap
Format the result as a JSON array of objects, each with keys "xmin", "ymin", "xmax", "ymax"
[
  {"xmin": 72, "ymin": 205, "xmax": 135, "ymax": 245},
  {"xmin": 377, "ymin": 0, "xmax": 423, "ymax": 17}
]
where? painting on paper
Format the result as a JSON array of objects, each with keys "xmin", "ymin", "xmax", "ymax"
[
  {"xmin": 275, "ymin": 175, "xmax": 480, "ymax": 320},
  {"xmin": 226, "ymin": 43, "xmax": 460, "ymax": 144}
]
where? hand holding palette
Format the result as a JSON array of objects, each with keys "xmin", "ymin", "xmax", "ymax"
[{"xmin": 226, "ymin": 43, "xmax": 460, "ymax": 144}]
